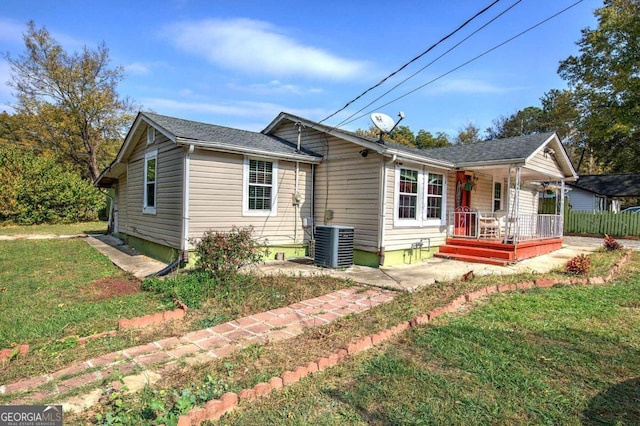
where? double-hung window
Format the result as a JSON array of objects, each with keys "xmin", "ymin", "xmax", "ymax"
[
  {"xmin": 143, "ymin": 150, "xmax": 157, "ymax": 214},
  {"xmin": 395, "ymin": 166, "xmax": 446, "ymax": 226},
  {"xmin": 244, "ymin": 158, "xmax": 277, "ymax": 216},
  {"xmin": 493, "ymin": 181, "xmax": 502, "ymax": 212},
  {"xmin": 398, "ymin": 168, "xmax": 418, "ymax": 219},
  {"xmin": 425, "ymin": 173, "xmax": 444, "ymax": 220}
]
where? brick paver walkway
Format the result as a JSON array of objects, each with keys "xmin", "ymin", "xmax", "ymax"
[{"xmin": 1, "ymin": 286, "xmax": 396, "ymax": 411}]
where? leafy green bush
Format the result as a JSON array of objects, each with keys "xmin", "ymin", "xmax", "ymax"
[
  {"xmin": 193, "ymin": 226, "xmax": 268, "ymax": 277},
  {"xmin": 0, "ymin": 146, "xmax": 105, "ymax": 224}
]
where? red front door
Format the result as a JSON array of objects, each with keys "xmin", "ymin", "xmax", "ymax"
[{"xmin": 454, "ymin": 171, "xmax": 474, "ymax": 236}]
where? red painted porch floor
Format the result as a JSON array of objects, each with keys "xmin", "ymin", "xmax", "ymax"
[{"xmin": 435, "ymin": 238, "xmax": 564, "ymax": 266}]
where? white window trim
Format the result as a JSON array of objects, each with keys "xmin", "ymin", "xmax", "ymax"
[
  {"xmin": 493, "ymin": 179, "xmax": 503, "ymax": 212},
  {"xmin": 242, "ymin": 157, "xmax": 278, "ymax": 217},
  {"xmin": 424, "ymin": 171, "xmax": 446, "ymax": 226},
  {"xmin": 393, "ymin": 166, "xmax": 446, "ymax": 227},
  {"xmin": 143, "ymin": 149, "xmax": 157, "ymax": 214},
  {"xmin": 146, "ymin": 127, "xmax": 155, "ymax": 145}
]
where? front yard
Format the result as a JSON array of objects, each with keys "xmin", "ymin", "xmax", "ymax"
[{"xmin": 0, "ymin": 231, "xmax": 351, "ymax": 386}]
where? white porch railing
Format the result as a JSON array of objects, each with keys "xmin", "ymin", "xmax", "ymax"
[{"xmin": 447, "ymin": 208, "xmax": 563, "ymax": 242}]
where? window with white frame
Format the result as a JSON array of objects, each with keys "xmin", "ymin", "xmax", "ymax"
[
  {"xmin": 425, "ymin": 173, "xmax": 444, "ymax": 219},
  {"xmin": 143, "ymin": 150, "xmax": 157, "ymax": 214},
  {"xmin": 146, "ymin": 127, "xmax": 155, "ymax": 145},
  {"xmin": 398, "ymin": 168, "xmax": 418, "ymax": 219},
  {"xmin": 244, "ymin": 158, "xmax": 277, "ymax": 216},
  {"xmin": 493, "ymin": 181, "xmax": 502, "ymax": 211},
  {"xmin": 395, "ymin": 167, "xmax": 446, "ymax": 226}
]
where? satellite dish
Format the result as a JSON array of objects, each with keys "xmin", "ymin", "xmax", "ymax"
[{"xmin": 370, "ymin": 113, "xmax": 395, "ymax": 133}]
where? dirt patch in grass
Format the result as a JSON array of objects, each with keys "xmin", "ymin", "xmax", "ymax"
[{"xmin": 85, "ymin": 276, "xmax": 142, "ymax": 301}]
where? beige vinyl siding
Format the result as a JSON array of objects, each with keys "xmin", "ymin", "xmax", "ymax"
[
  {"xmin": 188, "ymin": 149, "xmax": 312, "ymax": 247},
  {"xmin": 270, "ymin": 123, "xmax": 381, "ymax": 252},
  {"xmin": 469, "ymin": 172, "xmax": 494, "ymax": 213},
  {"xmin": 124, "ymin": 126, "xmax": 184, "ymax": 249},
  {"xmin": 526, "ymin": 149, "xmax": 564, "ymax": 179},
  {"xmin": 384, "ymin": 163, "xmax": 449, "ymax": 251},
  {"xmin": 117, "ymin": 174, "xmax": 128, "ymax": 233}
]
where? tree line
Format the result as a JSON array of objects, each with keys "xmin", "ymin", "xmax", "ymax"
[{"xmin": 0, "ymin": 0, "xmax": 638, "ymax": 224}]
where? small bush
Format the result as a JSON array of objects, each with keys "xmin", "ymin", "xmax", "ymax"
[
  {"xmin": 603, "ymin": 234, "xmax": 622, "ymax": 251},
  {"xmin": 566, "ymin": 254, "xmax": 591, "ymax": 275},
  {"xmin": 193, "ymin": 226, "xmax": 268, "ymax": 277}
]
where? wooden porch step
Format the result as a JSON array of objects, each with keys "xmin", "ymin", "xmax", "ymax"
[
  {"xmin": 438, "ymin": 244, "xmax": 515, "ymax": 260},
  {"xmin": 433, "ymin": 252, "xmax": 511, "ymax": 266}
]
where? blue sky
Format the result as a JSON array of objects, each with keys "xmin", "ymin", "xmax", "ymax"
[{"xmin": 0, "ymin": 0, "xmax": 600, "ymax": 138}]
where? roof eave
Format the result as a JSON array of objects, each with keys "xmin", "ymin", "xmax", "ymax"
[{"xmin": 176, "ymin": 138, "xmax": 322, "ymax": 163}]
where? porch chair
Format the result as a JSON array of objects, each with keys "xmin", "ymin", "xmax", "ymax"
[{"xmin": 478, "ymin": 213, "xmax": 500, "ymax": 239}]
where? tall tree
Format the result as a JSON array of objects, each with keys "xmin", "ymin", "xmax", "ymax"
[
  {"xmin": 4, "ymin": 22, "xmax": 135, "ymax": 181},
  {"xmin": 485, "ymin": 106, "xmax": 549, "ymax": 140},
  {"xmin": 356, "ymin": 125, "xmax": 417, "ymax": 147},
  {"xmin": 455, "ymin": 122, "xmax": 482, "ymax": 145},
  {"xmin": 415, "ymin": 130, "xmax": 451, "ymax": 149},
  {"xmin": 558, "ymin": 0, "xmax": 640, "ymax": 173}
]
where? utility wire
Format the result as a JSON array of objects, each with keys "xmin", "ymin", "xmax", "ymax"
[
  {"xmin": 317, "ymin": 0, "xmax": 502, "ymax": 124},
  {"xmin": 333, "ymin": 0, "xmax": 523, "ymax": 130},
  {"xmin": 340, "ymin": 0, "xmax": 585, "ymax": 128}
]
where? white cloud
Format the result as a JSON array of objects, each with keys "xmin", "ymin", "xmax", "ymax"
[
  {"xmin": 125, "ymin": 62, "xmax": 150, "ymax": 75},
  {"xmin": 229, "ymin": 79, "xmax": 323, "ymax": 95},
  {"xmin": 427, "ymin": 78, "xmax": 525, "ymax": 95},
  {"xmin": 0, "ymin": 18, "xmax": 25, "ymax": 44},
  {"xmin": 141, "ymin": 97, "xmax": 327, "ymax": 128},
  {"xmin": 163, "ymin": 18, "xmax": 369, "ymax": 80}
]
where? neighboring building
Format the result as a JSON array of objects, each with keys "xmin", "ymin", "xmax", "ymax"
[
  {"xmin": 96, "ymin": 112, "xmax": 578, "ymax": 266},
  {"xmin": 565, "ymin": 174, "xmax": 640, "ymax": 212}
]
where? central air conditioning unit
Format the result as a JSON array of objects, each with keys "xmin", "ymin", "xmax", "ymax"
[{"xmin": 314, "ymin": 225, "xmax": 354, "ymax": 268}]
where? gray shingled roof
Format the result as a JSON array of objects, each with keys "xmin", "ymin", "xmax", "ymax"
[
  {"xmin": 569, "ymin": 174, "xmax": 640, "ymax": 197},
  {"xmin": 143, "ymin": 112, "xmax": 321, "ymax": 159},
  {"xmin": 423, "ymin": 132, "xmax": 556, "ymax": 164}
]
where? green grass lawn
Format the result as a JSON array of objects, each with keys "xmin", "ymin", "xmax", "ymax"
[
  {"xmin": 0, "ymin": 221, "xmax": 107, "ymax": 235},
  {"xmin": 0, "ymin": 238, "xmax": 169, "ymax": 350},
  {"xmin": 66, "ymin": 250, "xmax": 638, "ymax": 425},
  {"xmin": 221, "ymin": 264, "xmax": 640, "ymax": 425}
]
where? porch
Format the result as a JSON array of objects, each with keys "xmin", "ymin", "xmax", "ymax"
[{"xmin": 434, "ymin": 210, "xmax": 565, "ymax": 266}]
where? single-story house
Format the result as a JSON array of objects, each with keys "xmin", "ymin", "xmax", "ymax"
[
  {"xmin": 564, "ymin": 174, "xmax": 640, "ymax": 212},
  {"xmin": 96, "ymin": 111, "xmax": 578, "ymax": 267}
]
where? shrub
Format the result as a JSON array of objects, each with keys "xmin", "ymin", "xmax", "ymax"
[
  {"xmin": 0, "ymin": 146, "xmax": 105, "ymax": 224},
  {"xmin": 603, "ymin": 234, "xmax": 622, "ymax": 251},
  {"xmin": 193, "ymin": 226, "xmax": 268, "ymax": 277},
  {"xmin": 566, "ymin": 254, "xmax": 591, "ymax": 275}
]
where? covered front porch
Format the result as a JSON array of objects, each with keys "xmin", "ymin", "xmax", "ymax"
[{"xmin": 435, "ymin": 161, "xmax": 571, "ymax": 265}]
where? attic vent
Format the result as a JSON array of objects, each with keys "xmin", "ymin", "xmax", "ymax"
[{"xmin": 314, "ymin": 225, "xmax": 354, "ymax": 268}]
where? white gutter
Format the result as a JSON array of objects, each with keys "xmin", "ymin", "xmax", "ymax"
[
  {"xmin": 378, "ymin": 154, "xmax": 396, "ymax": 266},
  {"xmin": 182, "ymin": 144, "xmax": 195, "ymax": 257},
  {"xmin": 175, "ymin": 137, "xmax": 321, "ymax": 164}
]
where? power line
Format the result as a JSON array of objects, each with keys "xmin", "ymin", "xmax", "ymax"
[
  {"xmin": 317, "ymin": 0, "xmax": 502, "ymax": 125},
  {"xmin": 340, "ymin": 0, "xmax": 585, "ymax": 129},
  {"xmin": 333, "ymin": 0, "xmax": 523, "ymax": 130}
]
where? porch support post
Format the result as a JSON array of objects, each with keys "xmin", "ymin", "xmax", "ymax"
[
  {"xmin": 504, "ymin": 167, "xmax": 512, "ymax": 244},
  {"xmin": 514, "ymin": 167, "xmax": 521, "ymax": 244}
]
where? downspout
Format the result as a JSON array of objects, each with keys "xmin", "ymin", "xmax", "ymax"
[
  {"xmin": 182, "ymin": 144, "xmax": 195, "ymax": 262},
  {"xmin": 378, "ymin": 154, "xmax": 396, "ymax": 266},
  {"xmin": 294, "ymin": 122, "xmax": 303, "ymax": 244},
  {"xmin": 560, "ymin": 179, "xmax": 565, "ymax": 236}
]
